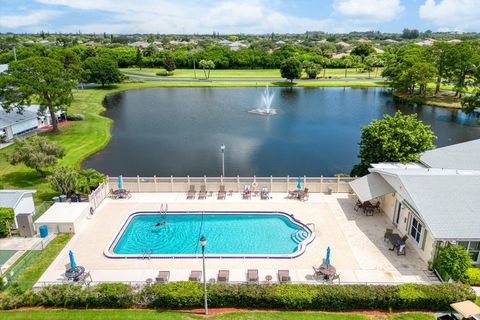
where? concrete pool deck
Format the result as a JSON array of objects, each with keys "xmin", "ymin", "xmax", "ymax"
[{"xmin": 37, "ymin": 193, "xmax": 437, "ymax": 286}]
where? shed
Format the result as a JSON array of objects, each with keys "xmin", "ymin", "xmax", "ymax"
[
  {"xmin": 0, "ymin": 190, "xmax": 36, "ymax": 228},
  {"xmin": 34, "ymin": 203, "xmax": 90, "ymax": 234}
]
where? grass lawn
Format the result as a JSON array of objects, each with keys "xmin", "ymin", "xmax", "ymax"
[
  {"xmin": 476, "ymin": 297, "xmax": 480, "ymax": 306},
  {"xmin": 0, "ymin": 310, "xmax": 434, "ymax": 320},
  {"xmin": 6, "ymin": 234, "xmax": 72, "ymax": 289},
  {"xmin": 122, "ymin": 68, "xmax": 383, "ymax": 79}
]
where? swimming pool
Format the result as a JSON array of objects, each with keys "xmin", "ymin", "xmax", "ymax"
[{"xmin": 105, "ymin": 211, "xmax": 314, "ymax": 258}]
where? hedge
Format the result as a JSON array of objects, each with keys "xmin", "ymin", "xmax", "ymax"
[
  {"xmin": 467, "ymin": 268, "xmax": 480, "ymax": 286},
  {"xmin": 0, "ymin": 208, "xmax": 14, "ymax": 238},
  {"xmin": 0, "ymin": 283, "xmax": 475, "ymax": 311}
]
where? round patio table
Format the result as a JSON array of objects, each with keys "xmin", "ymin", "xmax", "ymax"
[
  {"xmin": 65, "ymin": 266, "xmax": 85, "ymax": 281},
  {"xmin": 319, "ymin": 265, "xmax": 336, "ymax": 279}
]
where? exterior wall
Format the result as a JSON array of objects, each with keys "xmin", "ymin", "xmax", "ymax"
[
  {"xmin": 1, "ymin": 126, "xmax": 13, "ymax": 141},
  {"xmin": 11, "ymin": 118, "xmax": 38, "ymax": 136},
  {"xmin": 13, "ymin": 194, "xmax": 35, "ymax": 228}
]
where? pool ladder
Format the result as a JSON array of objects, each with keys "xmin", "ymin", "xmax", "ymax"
[{"xmin": 142, "ymin": 249, "xmax": 152, "ymax": 260}]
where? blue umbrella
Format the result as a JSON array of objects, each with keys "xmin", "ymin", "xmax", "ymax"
[
  {"xmin": 297, "ymin": 176, "xmax": 302, "ymax": 190},
  {"xmin": 118, "ymin": 175, "xmax": 123, "ymax": 189},
  {"xmin": 325, "ymin": 246, "xmax": 331, "ymax": 267},
  {"xmin": 69, "ymin": 250, "xmax": 77, "ymax": 269}
]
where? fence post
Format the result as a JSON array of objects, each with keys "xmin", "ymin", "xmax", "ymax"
[
  {"xmin": 137, "ymin": 176, "xmax": 140, "ymax": 192},
  {"xmin": 304, "ymin": 175, "xmax": 307, "ymax": 188},
  {"xmin": 237, "ymin": 175, "xmax": 240, "ymax": 192},
  {"xmin": 286, "ymin": 175, "xmax": 289, "ymax": 192},
  {"xmin": 337, "ymin": 176, "xmax": 340, "ymax": 193},
  {"xmin": 270, "ymin": 176, "xmax": 273, "ymax": 191},
  {"xmin": 170, "ymin": 176, "xmax": 174, "ymax": 192},
  {"xmin": 154, "ymin": 175, "xmax": 157, "ymax": 192},
  {"xmin": 220, "ymin": 175, "xmax": 223, "ymax": 185},
  {"xmin": 204, "ymin": 175, "xmax": 207, "ymax": 189},
  {"xmin": 187, "ymin": 176, "xmax": 190, "ymax": 189},
  {"xmin": 320, "ymin": 176, "xmax": 323, "ymax": 193}
]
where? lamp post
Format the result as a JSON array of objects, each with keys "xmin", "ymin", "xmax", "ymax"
[
  {"xmin": 220, "ymin": 144, "xmax": 225, "ymax": 177},
  {"xmin": 199, "ymin": 235, "xmax": 208, "ymax": 315}
]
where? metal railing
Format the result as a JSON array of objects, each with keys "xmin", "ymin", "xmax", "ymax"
[
  {"xmin": 108, "ymin": 176, "xmax": 356, "ymax": 194},
  {"xmin": 32, "ymin": 201, "xmax": 53, "ymax": 221}
]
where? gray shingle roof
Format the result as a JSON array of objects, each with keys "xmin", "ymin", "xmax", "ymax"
[
  {"xmin": 374, "ymin": 168, "xmax": 480, "ymax": 240},
  {"xmin": 420, "ymin": 139, "xmax": 480, "ymax": 170},
  {"xmin": 0, "ymin": 190, "xmax": 36, "ymax": 209},
  {"xmin": 0, "ymin": 109, "xmax": 38, "ymax": 129}
]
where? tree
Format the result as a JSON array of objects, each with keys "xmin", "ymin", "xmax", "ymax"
[
  {"xmin": 351, "ymin": 111, "xmax": 436, "ymax": 176},
  {"xmin": 303, "ymin": 61, "xmax": 321, "ymax": 79},
  {"xmin": 76, "ymin": 168, "xmax": 106, "ymax": 194},
  {"xmin": 0, "ymin": 57, "xmax": 76, "ymax": 133},
  {"xmin": 436, "ymin": 244, "xmax": 472, "ymax": 282},
  {"xmin": 164, "ymin": 56, "xmax": 176, "ymax": 72},
  {"xmin": 461, "ymin": 91, "xmax": 480, "ymax": 115},
  {"xmin": 343, "ymin": 56, "xmax": 353, "ymax": 78},
  {"xmin": 49, "ymin": 166, "xmax": 78, "ymax": 196},
  {"xmin": 402, "ymin": 28, "xmax": 419, "ymax": 39},
  {"xmin": 82, "ymin": 56, "xmax": 123, "ymax": 87},
  {"xmin": 280, "ymin": 57, "xmax": 302, "ymax": 83},
  {"xmin": 0, "ymin": 208, "xmax": 14, "ymax": 238},
  {"xmin": 350, "ymin": 44, "xmax": 374, "ymax": 62},
  {"xmin": 8, "ymin": 136, "xmax": 65, "ymax": 177},
  {"xmin": 426, "ymin": 42, "xmax": 452, "ymax": 95},
  {"xmin": 135, "ymin": 47, "xmax": 143, "ymax": 69},
  {"xmin": 198, "ymin": 59, "xmax": 215, "ymax": 79}
]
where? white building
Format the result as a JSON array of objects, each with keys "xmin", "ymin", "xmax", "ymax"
[
  {"xmin": 35, "ymin": 203, "xmax": 91, "ymax": 234},
  {"xmin": 349, "ymin": 139, "xmax": 480, "ymax": 267},
  {"xmin": 0, "ymin": 190, "xmax": 36, "ymax": 228},
  {"xmin": 24, "ymin": 105, "xmax": 66, "ymax": 128},
  {"xmin": 0, "ymin": 108, "xmax": 39, "ymax": 141}
]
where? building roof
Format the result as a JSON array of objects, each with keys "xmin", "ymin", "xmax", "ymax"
[
  {"xmin": 372, "ymin": 168, "xmax": 480, "ymax": 240},
  {"xmin": 0, "ymin": 64, "xmax": 8, "ymax": 73},
  {"xmin": 0, "ymin": 190, "xmax": 36, "ymax": 209},
  {"xmin": 420, "ymin": 139, "xmax": 480, "ymax": 170},
  {"xmin": 0, "ymin": 108, "xmax": 38, "ymax": 129},
  {"xmin": 349, "ymin": 172, "xmax": 394, "ymax": 203},
  {"xmin": 35, "ymin": 203, "xmax": 90, "ymax": 224}
]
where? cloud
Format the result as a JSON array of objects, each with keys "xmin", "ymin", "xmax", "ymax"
[
  {"xmin": 333, "ymin": 0, "xmax": 405, "ymax": 22},
  {"xmin": 419, "ymin": 0, "xmax": 480, "ymax": 31},
  {"xmin": 0, "ymin": 10, "xmax": 59, "ymax": 28},
  {"xmin": 31, "ymin": 0, "xmax": 332, "ymax": 34}
]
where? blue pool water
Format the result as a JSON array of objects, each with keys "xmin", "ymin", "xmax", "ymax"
[{"xmin": 110, "ymin": 212, "xmax": 312, "ymax": 257}]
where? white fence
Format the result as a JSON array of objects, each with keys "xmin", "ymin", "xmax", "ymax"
[
  {"xmin": 107, "ymin": 176, "xmax": 356, "ymax": 194},
  {"xmin": 88, "ymin": 181, "xmax": 109, "ymax": 210}
]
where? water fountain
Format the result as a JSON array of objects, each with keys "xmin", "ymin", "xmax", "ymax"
[{"xmin": 248, "ymin": 85, "xmax": 277, "ymax": 115}]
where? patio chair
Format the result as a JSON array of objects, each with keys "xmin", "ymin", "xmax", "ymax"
[
  {"xmin": 353, "ymin": 199, "xmax": 363, "ymax": 212},
  {"xmin": 328, "ymin": 273, "xmax": 341, "ymax": 284},
  {"xmin": 187, "ymin": 185, "xmax": 196, "ymax": 200},
  {"xmin": 397, "ymin": 244, "xmax": 406, "ymax": 256},
  {"xmin": 217, "ymin": 185, "xmax": 226, "ymax": 200},
  {"xmin": 156, "ymin": 271, "xmax": 170, "ymax": 283},
  {"xmin": 401, "ymin": 235, "xmax": 408, "ymax": 243},
  {"xmin": 217, "ymin": 270, "xmax": 230, "ymax": 283},
  {"xmin": 78, "ymin": 271, "xmax": 92, "ymax": 286},
  {"xmin": 65, "ymin": 263, "xmax": 71, "ymax": 270},
  {"xmin": 312, "ymin": 266, "xmax": 323, "ymax": 279},
  {"xmin": 261, "ymin": 187, "xmax": 269, "ymax": 200},
  {"xmin": 198, "ymin": 185, "xmax": 207, "ymax": 200},
  {"xmin": 373, "ymin": 201, "xmax": 381, "ymax": 212},
  {"xmin": 384, "ymin": 228, "xmax": 393, "ymax": 241},
  {"xmin": 189, "ymin": 270, "xmax": 202, "ymax": 282},
  {"xmin": 288, "ymin": 190, "xmax": 299, "ymax": 199},
  {"xmin": 278, "ymin": 270, "xmax": 291, "ymax": 283},
  {"xmin": 298, "ymin": 188, "xmax": 309, "ymax": 201},
  {"xmin": 242, "ymin": 185, "xmax": 251, "ymax": 200},
  {"xmin": 247, "ymin": 269, "xmax": 259, "ymax": 283}
]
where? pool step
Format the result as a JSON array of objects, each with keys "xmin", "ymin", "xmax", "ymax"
[{"xmin": 291, "ymin": 230, "xmax": 309, "ymax": 244}]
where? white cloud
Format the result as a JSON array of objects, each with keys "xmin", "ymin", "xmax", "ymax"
[
  {"xmin": 333, "ymin": 0, "xmax": 405, "ymax": 22},
  {"xmin": 419, "ymin": 0, "xmax": 480, "ymax": 31},
  {"xmin": 31, "ymin": 0, "xmax": 332, "ymax": 34},
  {"xmin": 0, "ymin": 10, "xmax": 59, "ymax": 28}
]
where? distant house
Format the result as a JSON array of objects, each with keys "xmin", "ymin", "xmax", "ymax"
[
  {"xmin": 218, "ymin": 39, "xmax": 232, "ymax": 45},
  {"xmin": 228, "ymin": 41, "xmax": 248, "ymax": 51},
  {"xmin": 373, "ymin": 47, "xmax": 385, "ymax": 54},
  {"xmin": 38, "ymin": 40, "xmax": 56, "ymax": 46},
  {"xmin": 332, "ymin": 52, "xmax": 349, "ymax": 59},
  {"xmin": 448, "ymin": 39, "xmax": 462, "ymax": 43},
  {"xmin": 0, "ymin": 108, "xmax": 39, "ymax": 141},
  {"xmin": 349, "ymin": 139, "xmax": 480, "ymax": 267},
  {"xmin": 128, "ymin": 41, "xmax": 149, "ymax": 48},
  {"xmin": 24, "ymin": 105, "xmax": 66, "ymax": 128},
  {"xmin": 275, "ymin": 40, "xmax": 286, "ymax": 45},
  {"xmin": 336, "ymin": 41, "xmax": 350, "ymax": 47},
  {"xmin": 0, "ymin": 64, "xmax": 8, "ymax": 73},
  {"xmin": 384, "ymin": 39, "xmax": 399, "ymax": 43},
  {"xmin": 415, "ymin": 38, "xmax": 436, "ymax": 46},
  {"xmin": 0, "ymin": 190, "xmax": 36, "ymax": 228}
]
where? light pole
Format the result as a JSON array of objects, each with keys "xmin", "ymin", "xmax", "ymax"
[
  {"xmin": 220, "ymin": 144, "xmax": 225, "ymax": 177},
  {"xmin": 199, "ymin": 235, "xmax": 208, "ymax": 315}
]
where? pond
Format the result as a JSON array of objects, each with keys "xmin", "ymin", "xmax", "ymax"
[{"xmin": 82, "ymin": 87, "xmax": 480, "ymax": 177}]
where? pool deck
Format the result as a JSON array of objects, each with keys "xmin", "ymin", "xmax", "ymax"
[{"xmin": 37, "ymin": 192, "xmax": 437, "ymax": 286}]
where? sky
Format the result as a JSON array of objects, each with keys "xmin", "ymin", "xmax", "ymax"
[{"xmin": 0, "ymin": 0, "xmax": 479, "ymax": 34}]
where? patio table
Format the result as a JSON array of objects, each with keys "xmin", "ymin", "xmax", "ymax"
[
  {"xmin": 65, "ymin": 266, "xmax": 85, "ymax": 281},
  {"xmin": 385, "ymin": 232, "xmax": 404, "ymax": 251},
  {"xmin": 319, "ymin": 264, "xmax": 336, "ymax": 279}
]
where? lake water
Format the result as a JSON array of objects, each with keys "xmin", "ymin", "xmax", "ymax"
[{"xmin": 82, "ymin": 87, "xmax": 480, "ymax": 176}]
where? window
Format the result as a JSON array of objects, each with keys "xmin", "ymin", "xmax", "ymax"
[
  {"xmin": 410, "ymin": 217, "xmax": 423, "ymax": 245},
  {"xmin": 467, "ymin": 241, "xmax": 480, "ymax": 263}
]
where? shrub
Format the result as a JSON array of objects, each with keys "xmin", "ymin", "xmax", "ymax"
[
  {"xmin": 76, "ymin": 168, "xmax": 106, "ymax": 194},
  {"xmin": 467, "ymin": 268, "xmax": 480, "ymax": 286},
  {"xmin": 156, "ymin": 71, "xmax": 174, "ymax": 76},
  {"xmin": 67, "ymin": 114, "xmax": 85, "ymax": 121},
  {"xmin": 0, "ymin": 208, "xmax": 14, "ymax": 238},
  {"xmin": 436, "ymin": 244, "xmax": 472, "ymax": 282},
  {"xmin": 85, "ymin": 283, "xmax": 134, "ymax": 308},
  {"xmin": 49, "ymin": 166, "xmax": 78, "ymax": 197},
  {"xmin": 141, "ymin": 282, "xmax": 203, "ymax": 308}
]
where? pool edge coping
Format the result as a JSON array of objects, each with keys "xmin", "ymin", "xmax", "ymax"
[{"xmin": 103, "ymin": 211, "xmax": 315, "ymax": 259}]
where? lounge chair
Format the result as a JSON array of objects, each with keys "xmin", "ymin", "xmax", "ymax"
[
  {"xmin": 187, "ymin": 185, "xmax": 196, "ymax": 200},
  {"xmin": 260, "ymin": 187, "xmax": 269, "ymax": 200},
  {"xmin": 242, "ymin": 185, "xmax": 251, "ymax": 200},
  {"xmin": 156, "ymin": 271, "xmax": 170, "ymax": 283},
  {"xmin": 298, "ymin": 188, "xmax": 309, "ymax": 201},
  {"xmin": 312, "ymin": 266, "xmax": 323, "ymax": 279},
  {"xmin": 189, "ymin": 270, "xmax": 202, "ymax": 281},
  {"xmin": 217, "ymin": 270, "xmax": 229, "ymax": 283},
  {"xmin": 198, "ymin": 185, "xmax": 207, "ymax": 200},
  {"xmin": 78, "ymin": 271, "xmax": 92, "ymax": 286},
  {"xmin": 384, "ymin": 228, "xmax": 393, "ymax": 241},
  {"xmin": 278, "ymin": 270, "xmax": 291, "ymax": 283},
  {"xmin": 217, "ymin": 185, "xmax": 226, "ymax": 200},
  {"xmin": 288, "ymin": 190, "xmax": 299, "ymax": 199},
  {"xmin": 65, "ymin": 263, "xmax": 71, "ymax": 270},
  {"xmin": 247, "ymin": 269, "xmax": 258, "ymax": 283},
  {"xmin": 328, "ymin": 273, "xmax": 341, "ymax": 284}
]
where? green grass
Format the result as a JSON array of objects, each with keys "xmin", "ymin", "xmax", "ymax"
[
  {"xmin": 476, "ymin": 297, "xmax": 480, "ymax": 306},
  {"xmin": 0, "ymin": 310, "xmax": 433, "ymax": 320},
  {"xmin": 7, "ymin": 234, "xmax": 72, "ymax": 289},
  {"xmin": 122, "ymin": 68, "xmax": 383, "ymax": 79}
]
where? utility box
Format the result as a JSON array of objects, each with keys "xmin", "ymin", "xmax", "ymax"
[{"xmin": 16, "ymin": 213, "xmax": 35, "ymax": 237}]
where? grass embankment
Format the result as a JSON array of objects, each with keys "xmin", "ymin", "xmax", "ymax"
[
  {"xmin": 0, "ymin": 310, "xmax": 434, "ymax": 320},
  {"xmin": 6, "ymin": 234, "xmax": 72, "ymax": 289},
  {"xmin": 122, "ymin": 67, "xmax": 384, "ymax": 79}
]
